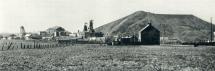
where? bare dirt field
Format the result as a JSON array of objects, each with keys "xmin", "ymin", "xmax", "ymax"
[{"xmin": 0, "ymin": 44, "xmax": 215, "ymax": 71}]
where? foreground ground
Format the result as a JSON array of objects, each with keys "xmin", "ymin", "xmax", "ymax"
[{"xmin": 0, "ymin": 44, "xmax": 215, "ymax": 71}]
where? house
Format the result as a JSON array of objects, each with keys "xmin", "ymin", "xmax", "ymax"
[
  {"xmin": 46, "ymin": 26, "xmax": 68, "ymax": 37},
  {"xmin": 138, "ymin": 22, "xmax": 160, "ymax": 45},
  {"xmin": 40, "ymin": 31, "xmax": 48, "ymax": 37},
  {"xmin": 88, "ymin": 37, "xmax": 106, "ymax": 44},
  {"xmin": 55, "ymin": 36, "xmax": 77, "ymax": 44},
  {"xmin": 106, "ymin": 35, "xmax": 138, "ymax": 45},
  {"xmin": 8, "ymin": 34, "xmax": 16, "ymax": 40},
  {"xmin": 2, "ymin": 37, "xmax": 8, "ymax": 40},
  {"xmin": 25, "ymin": 33, "xmax": 42, "ymax": 40},
  {"xmin": 25, "ymin": 34, "xmax": 32, "ymax": 40},
  {"xmin": 119, "ymin": 36, "xmax": 138, "ymax": 45}
]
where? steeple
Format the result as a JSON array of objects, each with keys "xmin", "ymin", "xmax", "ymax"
[
  {"xmin": 89, "ymin": 20, "xmax": 94, "ymax": 30},
  {"xmin": 83, "ymin": 22, "xmax": 88, "ymax": 32},
  {"xmin": 89, "ymin": 20, "xmax": 95, "ymax": 33}
]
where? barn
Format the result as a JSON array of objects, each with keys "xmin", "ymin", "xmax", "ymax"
[{"xmin": 138, "ymin": 23, "xmax": 160, "ymax": 45}]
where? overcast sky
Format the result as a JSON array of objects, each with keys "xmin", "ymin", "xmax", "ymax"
[{"xmin": 0, "ymin": 0, "xmax": 215, "ymax": 33}]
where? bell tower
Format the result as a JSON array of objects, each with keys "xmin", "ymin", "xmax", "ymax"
[
  {"xmin": 83, "ymin": 22, "xmax": 88, "ymax": 32},
  {"xmin": 89, "ymin": 20, "xmax": 95, "ymax": 33}
]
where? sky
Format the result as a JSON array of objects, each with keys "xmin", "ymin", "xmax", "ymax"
[{"xmin": 0, "ymin": 0, "xmax": 215, "ymax": 33}]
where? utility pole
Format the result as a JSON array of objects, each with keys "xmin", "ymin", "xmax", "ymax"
[{"xmin": 211, "ymin": 17, "xmax": 213, "ymax": 42}]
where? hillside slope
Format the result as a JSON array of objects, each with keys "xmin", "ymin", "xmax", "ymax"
[{"xmin": 95, "ymin": 11, "xmax": 215, "ymax": 42}]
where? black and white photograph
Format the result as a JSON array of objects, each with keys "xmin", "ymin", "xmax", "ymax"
[{"xmin": 0, "ymin": 0, "xmax": 215, "ymax": 71}]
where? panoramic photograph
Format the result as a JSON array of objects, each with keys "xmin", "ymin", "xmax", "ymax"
[{"xmin": 0, "ymin": 0, "xmax": 215, "ymax": 71}]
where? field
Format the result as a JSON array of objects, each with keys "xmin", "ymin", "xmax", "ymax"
[{"xmin": 0, "ymin": 44, "xmax": 215, "ymax": 71}]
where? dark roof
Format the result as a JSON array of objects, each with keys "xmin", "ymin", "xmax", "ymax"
[
  {"xmin": 139, "ymin": 23, "xmax": 159, "ymax": 33},
  {"xmin": 47, "ymin": 26, "xmax": 65, "ymax": 31}
]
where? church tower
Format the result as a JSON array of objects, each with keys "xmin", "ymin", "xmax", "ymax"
[
  {"xmin": 83, "ymin": 22, "xmax": 88, "ymax": 32},
  {"xmin": 89, "ymin": 20, "xmax": 93, "ymax": 30},
  {"xmin": 89, "ymin": 20, "xmax": 95, "ymax": 33}
]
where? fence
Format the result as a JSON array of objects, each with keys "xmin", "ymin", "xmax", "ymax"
[{"xmin": 0, "ymin": 40, "xmax": 70, "ymax": 51}]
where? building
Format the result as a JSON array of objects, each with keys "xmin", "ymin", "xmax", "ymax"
[
  {"xmin": 25, "ymin": 33, "xmax": 42, "ymax": 40},
  {"xmin": 79, "ymin": 20, "xmax": 104, "ymax": 38},
  {"xmin": 119, "ymin": 36, "xmax": 138, "ymax": 45},
  {"xmin": 46, "ymin": 26, "xmax": 69, "ymax": 37},
  {"xmin": 39, "ymin": 26, "xmax": 71, "ymax": 40},
  {"xmin": 106, "ymin": 21, "xmax": 160, "ymax": 45},
  {"xmin": 55, "ymin": 36, "xmax": 77, "ymax": 44},
  {"xmin": 40, "ymin": 31, "xmax": 48, "ymax": 37},
  {"xmin": 8, "ymin": 34, "xmax": 16, "ymax": 40},
  {"xmin": 138, "ymin": 22, "xmax": 160, "ymax": 45}
]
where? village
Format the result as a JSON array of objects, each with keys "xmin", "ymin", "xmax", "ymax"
[
  {"xmin": 1, "ymin": 19, "xmax": 215, "ymax": 46},
  {"xmin": 0, "ymin": 18, "xmax": 215, "ymax": 46},
  {"xmin": 0, "ymin": 19, "xmax": 162, "ymax": 45}
]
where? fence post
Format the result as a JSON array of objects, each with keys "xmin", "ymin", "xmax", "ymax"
[
  {"xmin": 40, "ymin": 44, "xmax": 41, "ymax": 48},
  {"xmin": 27, "ymin": 45, "xmax": 29, "ymax": 49},
  {"xmin": 23, "ymin": 45, "xmax": 25, "ymax": 49},
  {"xmin": 38, "ymin": 43, "xmax": 40, "ymax": 48},
  {"xmin": 33, "ymin": 41, "xmax": 35, "ymax": 49},
  {"xmin": 1, "ymin": 44, "xmax": 4, "ymax": 51},
  {"xmin": 41, "ymin": 44, "xmax": 42, "ymax": 48},
  {"xmin": 36, "ymin": 43, "xmax": 38, "ymax": 48},
  {"xmin": 42, "ymin": 44, "xmax": 44, "ymax": 48},
  {"xmin": 21, "ymin": 43, "xmax": 22, "ymax": 49},
  {"xmin": 28, "ymin": 45, "xmax": 30, "ymax": 49},
  {"xmin": 7, "ymin": 42, "xmax": 13, "ymax": 50}
]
